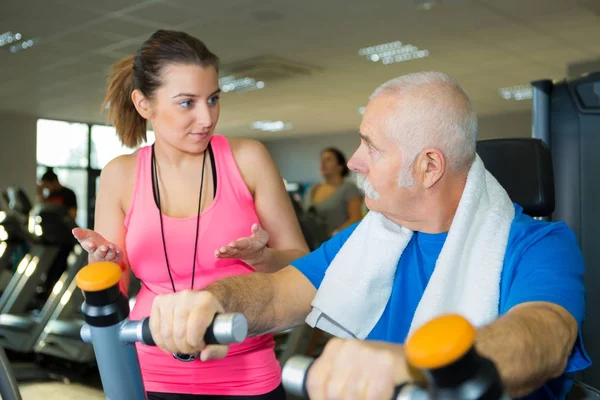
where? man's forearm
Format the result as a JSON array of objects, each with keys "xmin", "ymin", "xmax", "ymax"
[
  {"xmin": 206, "ymin": 273, "xmax": 282, "ymax": 336},
  {"xmin": 475, "ymin": 304, "xmax": 577, "ymax": 398},
  {"xmin": 254, "ymin": 248, "xmax": 307, "ymax": 273}
]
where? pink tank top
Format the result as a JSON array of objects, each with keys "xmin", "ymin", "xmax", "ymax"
[{"xmin": 124, "ymin": 135, "xmax": 281, "ymax": 395}]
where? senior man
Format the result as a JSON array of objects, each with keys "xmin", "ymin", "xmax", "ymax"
[{"xmin": 149, "ymin": 71, "xmax": 590, "ymax": 400}]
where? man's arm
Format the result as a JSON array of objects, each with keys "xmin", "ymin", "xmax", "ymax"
[
  {"xmin": 150, "ymin": 225, "xmax": 345, "ymax": 357},
  {"xmin": 206, "ymin": 266, "xmax": 316, "ymax": 336},
  {"xmin": 302, "ymin": 303, "xmax": 578, "ymax": 400},
  {"xmin": 475, "ymin": 302, "xmax": 578, "ymax": 398}
]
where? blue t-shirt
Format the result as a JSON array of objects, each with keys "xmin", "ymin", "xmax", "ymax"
[{"xmin": 292, "ymin": 204, "xmax": 591, "ymax": 399}]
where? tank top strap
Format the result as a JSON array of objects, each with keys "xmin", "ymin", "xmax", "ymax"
[{"xmin": 124, "ymin": 145, "xmax": 153, "ymax": 229}]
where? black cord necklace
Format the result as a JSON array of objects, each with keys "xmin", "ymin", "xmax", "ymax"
[{"xmin": 151, "ymin": 144, "xmax": 206, "ymax": 362}]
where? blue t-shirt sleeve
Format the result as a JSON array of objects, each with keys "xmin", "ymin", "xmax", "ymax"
[
  {"xmin": 291, "ymin": 223, "xmax": 359, "ymax": 289},
  {"xmin": 501, "ymin": 221, "xmax": 591, "ymax": 373}
]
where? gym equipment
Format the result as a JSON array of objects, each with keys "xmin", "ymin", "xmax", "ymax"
[
  {"xmin": 281, "ymin": 315, "xmax": 508, "ymax": 400},
  {"xmin": 0, "ymin": 203, "xmax": 86, "ymax": 352},
  {"xmin": 531, "ymin": 72, "xmax": 600, "ymax": 386},
  {"xmin": 0, "ymin": 209, "xmax": 29, "ymax": 293},
  {"xmin": 288, "ymin": 192, "xmax": 329, "ymax": 251},
  {"xmin": 32, "ymin": 280, "xmax": 93, "ymax": 362},
  {"xmin": 2, "ymin": 187, "xmax": 32, "ymax": 217},
  {"xmin": 33, "ymin": 269, "xmax": 142, "ymax": 363},
  {"xmin": 476, "ymin": 138, "xmax": 554, "ymax": 218},
  {"xmin": 0, "ymin": 345, "xmax": 22, "ymax": 400},
  {"xmin": 76, "ymin": 261, "xmax": 248, "ymax": 400},
  {"xmin": 0, "ymin": 188, "xmax": 32, "ymax": 293}
]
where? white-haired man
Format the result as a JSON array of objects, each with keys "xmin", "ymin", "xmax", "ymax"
[{"xmin": 149, "ymin": 72, "xmax": 590, "ymax": 400}]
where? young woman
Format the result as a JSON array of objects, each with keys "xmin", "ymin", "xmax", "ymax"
[{"xmin": 72, "ymin": 29, "xmax": 308, "ymax": 399}]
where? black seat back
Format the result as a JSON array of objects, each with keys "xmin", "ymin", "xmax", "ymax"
[{"xmin": 476, "ymin": 138, "xmax": 555, "ymax": 217}]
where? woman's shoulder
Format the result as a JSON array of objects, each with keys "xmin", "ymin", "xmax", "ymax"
[
  {"xmin": 102, "ymin": 151, "xmax": 139, "ymax": 179},
  {"xmin": 220, "ymin": 136, "xmax": 272, "ymax": 172},
  {"xmin": 218, "ymin": 135, "xmax": 278, "ymax": 194},
  {"xmin": 99, "ymin": 150, "xmax": 141, "ymax": 198},
  {"xmin": 225, "ymin": 136, "xmax": 268, "ymax": 159}
]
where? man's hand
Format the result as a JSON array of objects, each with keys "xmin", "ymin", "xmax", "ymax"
[
  {"xmin": 306, "ymin": 338, "xmax": 413, "ymax": 400},
  {"xmin": 149, "ymin": 290, "xmax": 229, "ymax": 361},
  {"xmin": 215, "ymin": 224, "xmax": 269, "ymax": 268}
]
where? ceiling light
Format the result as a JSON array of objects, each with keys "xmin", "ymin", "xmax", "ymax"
[
  {"xmin": 0, "ymin": 31, "xmax": 22, "ymax": 48},
  {"xmin": 358, "ymin": 41, "xmax": 429, "ymax": 65},
  {"xmin": 415, "ymin": 0, "xmax": 440, "ymax": 11},
  {"xmin": 251, "ymin": 121, "xmax": 292, "ymax": 132},
  {"xmin": 498, "ymin": 85, "xmax": 533, "ymax": 101},
  {"xmin": 219, "ymin": 75, "xmax": 265, "ymax": 93},
  {"xmin": 9, "ymin": 38, "xmax": 40, "ymax": 53}
]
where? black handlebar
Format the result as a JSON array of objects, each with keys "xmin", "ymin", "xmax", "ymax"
[
  {"xmin": 137, "ymin": 313, "xmax": 248, "ymax": 346},
  {"xmin": 281, "ymin": 355, "xmax": 419, "ymax": 399}
]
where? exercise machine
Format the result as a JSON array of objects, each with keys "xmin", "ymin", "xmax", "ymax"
[
  {"xmin": 0, "ymin": 209, "xmax": 28, "ymax": 293},
  {"xmin": 0, "ymin": 203, "xmax": 86, "ymax": 352},
  {"xmin": 33, "ymin": 269, "xmax": 141, "ymax": 364},
  {"xmin": 531, "ymin": 72, "xmax": 600, "ymax": 387},
  {"xmin": 0, "ymin": 188, "xmax": 32, "ymax": 293},
  {"xmin": 0, "ymin": 345, "xmax": 22, "ymax": 400},
  {"xmin": 282, "ymin": 315, "xmax": 508, "ymax": 400},
  {"xmin": 75, "ymin": 261, "xmax": 248, "ymax": 400}
]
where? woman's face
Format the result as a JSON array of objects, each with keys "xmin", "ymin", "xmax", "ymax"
[
  {"xmin": 320, "ymin": 151, "xmax": 343, "ymax": 178},
  {"xmin": 148, "ymin": 64, "xmax": 221, "ymax": 153}
]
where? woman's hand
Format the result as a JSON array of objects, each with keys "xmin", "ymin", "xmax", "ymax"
[
  {"xmin": 215, "ymin": 224, "xmax": 269, "ymax": 268},
  {"xmin": 73, "ymin": 227, "xmax": 124, "ymax": 263}
]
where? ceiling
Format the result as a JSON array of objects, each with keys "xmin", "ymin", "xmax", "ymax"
[{"xmin": 1, "ymin": 0, "xmax": 599, "ymax": 140}]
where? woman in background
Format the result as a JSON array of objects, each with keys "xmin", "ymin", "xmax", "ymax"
[{"xmin": 303, "ymin": 147, "xmax": 363, "ymax": 236}]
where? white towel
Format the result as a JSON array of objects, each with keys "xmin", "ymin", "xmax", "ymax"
[{"xmin": 305, "ymin": 155, "xmax": 515, "ymax": 339}]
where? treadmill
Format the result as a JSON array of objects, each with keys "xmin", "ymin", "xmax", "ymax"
[
  {"xmin": 34, "ymin": 270, "xmax": 141, "ymax": 364},
  {"xmin": 0, "ymin": 211, "xmax": 24, "ymax": 293},
  {"xmin": 0, "ymin": 188, "xmax": 32, "ymax": 293},
  {"xmin": 0, "ymin": 203, "xmax": 85, "ymax": 353}
]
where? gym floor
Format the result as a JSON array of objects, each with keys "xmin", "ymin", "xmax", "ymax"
[{"xmin": 20, "ymin": 382, "xmax": 104, "ymax": 399}]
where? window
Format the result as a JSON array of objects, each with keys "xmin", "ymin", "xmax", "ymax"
[
  {"xmin": 36, "ymin": 119, "xmax": 156, "ymax": 229},
  {"xmin": 90, "ymin": 125, "xmax": 155, "ymax": 169},
  {"xmin": 36, "ymin": 119, "xmax": 88, "ymax": 168}
]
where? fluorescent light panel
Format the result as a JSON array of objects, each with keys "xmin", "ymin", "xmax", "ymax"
[
  {"xmin": 358, "ymin": 41, "xmax": 430, "ymax": 65},
  {"xmin": 498, "ymin": 85, "xmax": 533, "ymax": 101},
  {"xmin": 0, "ymin": 31, "xmax": 22, "ymax": 47},
  {"xmin": 251, "ymin": 121, "xmax": 292, "ymax": 132},
  {"xmin": 10, "ymin": 38, "xmax": 39, "ymax": 53},
  {"xmin": 219, "ymin": 75, "xmax": 265, "ymax": 93}
]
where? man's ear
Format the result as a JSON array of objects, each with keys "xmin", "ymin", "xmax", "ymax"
[
  {"xmin": 416, "ymin": 148, "xmax": 445, "ymax": 189},
  {"xmin": 131, "ymin": 89, "xmax": 152, "ymax": 120}
]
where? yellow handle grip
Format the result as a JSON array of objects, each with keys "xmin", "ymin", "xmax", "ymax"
[
  {"xmin": 76, "ymin": 261, "xmax": 122, "ymax": 292},
  {"xmin": 405, "ymin": 314, "xmax": 476, "ymax": 370}
]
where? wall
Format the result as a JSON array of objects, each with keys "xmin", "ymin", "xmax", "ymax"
[
  {"xmin": 0, "ymin": 112, "xmax": 37, "ymax": 204},
  {"xmin": 265, "ymin": 110, "xmax": 533, "ymax": 183},
  {"xmin": 264, "ymin": 132, "xmax": 360, "ymax": 183},
  {"xmin": 477, "ymin": 110, "xmax": 532, "ymax": 140}
]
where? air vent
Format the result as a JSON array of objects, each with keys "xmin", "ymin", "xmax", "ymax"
[{"xmin": 219, "ymin": 55, "xmax": 320, "ymax": 84}]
